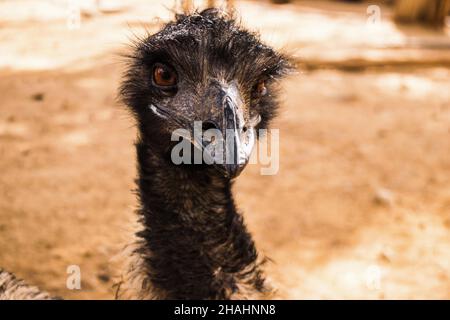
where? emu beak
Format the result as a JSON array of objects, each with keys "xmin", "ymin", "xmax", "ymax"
[
  {"xmin": 202, "ymin": 82, "xmax": 261, "ymax": 179},
  {"xmin": 222, "ymin": 88, "xmax": 252, "ymax": 178}
]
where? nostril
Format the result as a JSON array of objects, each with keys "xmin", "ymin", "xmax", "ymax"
[
  {"xmin": 202, "ymin": 120, "xmax": 219, "ymax": 132},
  {"xmin": 243, "ymin": 126, "xmax": 248, "ymax": 133}
]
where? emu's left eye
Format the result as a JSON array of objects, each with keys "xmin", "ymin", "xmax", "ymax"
[
  {"xmin": 253, "ymin": 80, "xmax": 267, "ymax": 98},
  {"xmin": 152, "ymin": 63, "xmax": 177, "ymax": 88}
]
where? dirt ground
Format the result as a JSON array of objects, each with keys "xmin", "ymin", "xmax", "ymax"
[{"xmin": 0, "ymin": 0, "xmax": 449, "ymax": 299}]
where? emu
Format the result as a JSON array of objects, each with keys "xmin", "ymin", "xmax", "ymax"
[
  {"xmin": 0, "ymin": 269, "xmax": 52, "ymax": 300},
  {"xmin": 116, "ymin": 8, "xmax": 291, "ymax": 300},
  {"xmin": 0, "ymin": 8, "xmax": 290, "ymax": 300}
]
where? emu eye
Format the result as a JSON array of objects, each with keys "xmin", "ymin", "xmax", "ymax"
[
  {"xmin": 254, "ymin": 80, "xmax": 267, "ymax": 97},
  {"xmin": 152, "ymin": 63, "xmax": 177, "ymax": 88}
]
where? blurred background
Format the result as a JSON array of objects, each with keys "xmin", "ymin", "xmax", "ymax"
[{"xmin": 0, "ymin": 0, "xmax": 449, "ymax": 299}]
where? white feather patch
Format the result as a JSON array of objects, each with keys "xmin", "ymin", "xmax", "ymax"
[{"xmin": 149, "ymin": 104, "xmax": 167, "ymax": 119}]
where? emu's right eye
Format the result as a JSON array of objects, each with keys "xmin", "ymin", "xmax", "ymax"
[{"xmin": 152, "ymin": 63, "xmax": 177, "ymax": 88}]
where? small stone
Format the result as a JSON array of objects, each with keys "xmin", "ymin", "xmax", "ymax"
[
  {"xmin": 378, "ymin": 252, "xmax": 391, "ymax": 263},
  {"xmin": 97, "ymin": 273, "xmax": 110, "ymax": 283},
  {"xmin": 31, "ymin": 93, "xmax": 44, "ymax": 101},
  {"xmin": 373, "ymin": 188, "xmax": 395, "ymax": 207}
]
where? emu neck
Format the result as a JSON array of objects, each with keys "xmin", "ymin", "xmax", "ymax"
[{"xmin": 134, "ymin": 141, "xmax": 266, "ymax": 299}]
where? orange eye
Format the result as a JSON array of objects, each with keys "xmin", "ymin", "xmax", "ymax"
[
  {"xmin": 255, "ymin": 80, "xmax": 267, "ymax": 97},
  {"xmin": 153, "ymin": 63, "xmax": 177, "ymax": 87}
]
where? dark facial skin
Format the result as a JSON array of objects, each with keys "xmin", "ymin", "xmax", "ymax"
[{"xmin": 121, "ymin": 8, "xmax": 291, "ymax": 178}]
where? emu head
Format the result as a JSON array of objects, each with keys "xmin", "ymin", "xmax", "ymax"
[{"xmin": 121, "ymin": 9, "xmax": 291, "ymax": 178}]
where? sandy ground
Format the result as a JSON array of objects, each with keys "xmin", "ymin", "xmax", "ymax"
[{"xmin": 0, "ymin": 0, "xmax": 449, "ymax": 299}]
